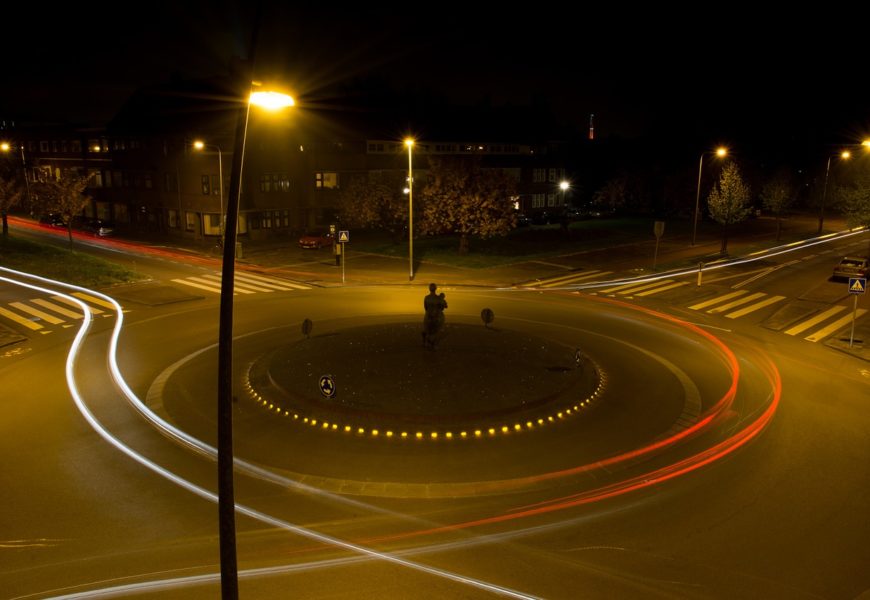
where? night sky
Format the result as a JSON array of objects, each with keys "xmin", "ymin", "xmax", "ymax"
[{"xmin": 3, "ymin": 4, "xmax": 867, "ymax": 164}]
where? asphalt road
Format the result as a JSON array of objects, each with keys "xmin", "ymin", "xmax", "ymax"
[{"xmin": 1, "ymin": 229, "xmax": 869, "ymax": 599}]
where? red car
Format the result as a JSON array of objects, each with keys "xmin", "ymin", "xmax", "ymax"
[{"xmin": 298, "ymin": 231, "xmax": 333, "ymax": 249}]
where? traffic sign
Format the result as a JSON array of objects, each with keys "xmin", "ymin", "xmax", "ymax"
[
  {"xmin": 319, "ymin": 374, "xmax": 336, "ymax": 398},
  {"xmin": 848, "ymin": 277, "xmax": 866, "ymax": 295},
  {"xmin": 338, "ymin": 230, "xmax": 350, "ymax": 243}
]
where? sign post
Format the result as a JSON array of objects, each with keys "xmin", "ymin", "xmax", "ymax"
[
  {"xmin": 848, "ymin": 277, "xmax": 866, "ymax": 348},
  {"xmin": 338, "ymin": 230, "xmax": 349, "ymax": 284},
  {"xmin": 653, "ymin": 220, "xmax": 665, "ymax": 270}
]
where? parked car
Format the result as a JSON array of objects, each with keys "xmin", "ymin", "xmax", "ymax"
[
  {"xmin": 38, "ymin": 213, "xmax": 66, "ymax": 228},
  {"xmin": 298, "ymin": 231, "xmax": 334, "ymax": 249},
  {"xmin": 832, "ymin": 256, "xmax": 868, "ymax": 280},
  {"xmin": 82, "ymin": 219, "xmax": 115, "ymax": 237}
]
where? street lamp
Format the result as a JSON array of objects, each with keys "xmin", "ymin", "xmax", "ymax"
[
  {"xmin": 559, "ymin": 180, "xmax": 570, "ymax": 207},
  {"xmin": 692, "ymin": 146, "xmax": 728, "ymax": 246},
  {"xmin": 216, "ymin": 82, "xmax": 293, "ymax": 598},
  {"xmin": 193, "ymin": 139, "xmax": 224, "ymax": 241},
  {"xmin": 1, "ymin": 141, "xmax": 30, "ymax": 215},
  {"xmin": 405, "ymin": 138, "xmax": 414, "ymax": 281},
  {"xmin": 818, "ymin": 150, "xmax": 851, "ymax": 234}
]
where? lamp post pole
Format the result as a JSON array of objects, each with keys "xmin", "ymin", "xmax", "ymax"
[
  {"xmin": 818, "ymin": 150, "xmax": 852, "ymax": 234},
  {"xmin": 216, "ymin": 84, "xmax": 294, "ymax": 600},
  {"xmin": 405, "ymin": 138, "xmax": 414, "ymax": 281},
  {"xmin": 692, "ymin": 147, "xmax": 727, "ymax": 247},
  {"xmin": 194, "ymin": 141, "xmax": 224, "ymax": 241}
]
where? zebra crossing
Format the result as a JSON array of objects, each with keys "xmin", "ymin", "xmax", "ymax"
[
  {"xmin": 171, "ymin": 271, "xmax": 311, "ymax": 295},
  {"xmin": 0, "ymin": 292, "xmax": 119, "ymax": 335},
  {"xmin": 690, "ymin": 289, "xmax": 866, "ymax": 343},
  {"xmin": 532, "ymin": 269, "xmax": 614, "ymax": 288},
  {"xmin": 594, "ymin": 278, "xmax": 690, "ymax": 298}
]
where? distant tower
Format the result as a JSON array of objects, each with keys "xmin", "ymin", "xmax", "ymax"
[{"xmin": 588, "ymin": 113, "xmax": 595, "ymax": 140}]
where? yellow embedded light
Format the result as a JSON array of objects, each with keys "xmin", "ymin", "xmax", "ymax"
[
  {"xmin": 488, "ymin": 428, "xmax": 496, "ymax": 436},
  {"xmin": 293, "ymin": 414, "xmax": 299, "ymax": 419},
  {"xmin": 386, "ymin": 431, "xmax": 393, "ymax": 438},
  {"xmin": 310, "ymin": 419, "xmax": 317, "ymax": 426},
  {"xmin": 514, "ymin": 424, "xmax": 522, "ymax": 431},
  {"xmin": 331, "ymin": 424, "xmax": 338, "ymax": 430},
  {"xmin": 501, "ymin": 426, "xmax": 509, "ymax": 433},
  {"xmin": 430, "ymin": 432, "xmax": 438, "ymax": 439},
  {"xmin": 526, "ymin": 421, "xmax": 534, "ymax": 428},
  {"xmin": 537, "ymin": 418, "xmax": 544, "ymax": 425},
  {"xmin": 344, "ymin": 425, "xmax": 351, "ymax": 432},
  {"xmin": 416, "ymin": 432, "xmax": 423, "ymax": 439},
  {"xmin": 475, "ymin": 430, "xmax": 482, "ymax": 437},
  {"xmin": 322, "ymin": 422, "xmax": 329, "ymax": 428},
  {"xmin": 372, "ymin": 430, "xmax": 379, "ymax": 436},
  {"xmin": 401, "ymin": 432, "xmax": 408, "ymax": 438},
  {"xmin": 461, "ymin": 431, "xmax": 467, "ymax": 438},
  {"xmin": 446, "ymin": 432, "xmax": 453, "ymax": 439},
  {"xmin": 357, "ymin": 427, "xmax": 365, "ymax": 434}
]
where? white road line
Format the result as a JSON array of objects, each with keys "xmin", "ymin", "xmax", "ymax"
[
  {"xmin": 53, "ymin": 295, "xmax": 103, "ymax": 315},
  {"xmin": 71, "ymin": 291, "xmax": 118, "ymax": 310},
  {"xmin": 171, "ymin": 278, "xmax": 230, "ymax": 295},
  {"xmin": 187, "ymin": 276, "xmax": 255, "ymax": 294},
  {"xmin": 805, "ymin": 309, "xmax": 868, "ymax": 342},
  {"xmin": 612, "ymin": 280, "xmax": 674, "ymax": 295},
  {"xmin": 540, "ymin": 270, "xmax": 610, "ymax": 288},
  {"xmin": 234, "ymin": 273, "xmax": 299, "ymax": 290},
  {"xmin": 200, "ymin": 274, "xmax": 273, "ymax": 293},
  {"xmin": 724, "ymin": 295, "xmax": 785, "ymax": 319},
  {"xmin": 635, "ymin": 281, "xmax": 689, "ymax": 297},
  {"xmin": 708, "ymin": 292, "xmax": 766, "ymax": 314},
  {"xmin": 784, "ymin": 306, "xmax": 848, "ymax": 336},
  {"xmin": 689, "ymin": 290, "xmax": 749, "ymax": 311},
  {"xmin": 236, "ymin": 272, "xmax": 311, "ymax": 290},
  {"xmin": 32, "ymin": 298, "xmax": 84, "ymax": 319},
  {"xmin": 9, "ymin": 302, "xmax": 65, "ymax": 324},
  {"xmin": 0, "ymin": 305, "xmax": 43, "ymax": 330}
]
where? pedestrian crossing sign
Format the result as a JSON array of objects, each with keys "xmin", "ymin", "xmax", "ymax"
[
  {"xmin": 849, "ymin": 277, "xmax": 866, "ymax": 294},
  {"xmin": 338, "ymin": 230, "xmax": 350, "ymax": 243}
]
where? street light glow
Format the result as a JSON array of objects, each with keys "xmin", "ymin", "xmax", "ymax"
[
  {"xmin": 716, "ymin": 147, "xmax": 728, "ymax": 157},
  {"xmin": 559, "ymin": 180, "xmax": 570, "ymax": 191},
  {"xmin": 405, "ymin": 138, "xmax": 415, "ymax": 148},
  {"xmin": 841, "ymin": 150, "xmax": 851, "ymax": 159},
  {"xmin": 0, "ymin": 142, "xmax": 10, "ymax": 152},
  {"xmin": 249, "ymin": 90, "xmax": 294, "ymax": 110},
  {"xmin": 193, "ymin": 140, "xmax": 205, "ymax": 150}
]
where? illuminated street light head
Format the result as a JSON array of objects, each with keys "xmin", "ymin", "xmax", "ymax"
[
  {"xmin": 841, "ymin": 150, "xmax": 851, "ymax": 159},
  {"xmin": 249, "ymin": 90, "xmax": 295, "ymax": 110},
  {"xmin": 0, "ymin": 142, "xmax": 10, "ymax": 152},
  {"xmin": 862, "ymin": 140, "xmax": 870, "ymax": 148},
  {"xmin": 193, "ymin": 140, "xmax": 205, "ymax": 150},
  {"xmin": 716, "ymin": 147, "xmax": 728, "ymax": 157},
  {"xmin": 405, "ymin": 138, "xmax": 415, "ymax": 148},
  {"xmin": 559, "ymin": 180, "xmax": 570, "ymax": 191}
]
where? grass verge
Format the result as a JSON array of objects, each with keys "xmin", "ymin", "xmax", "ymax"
[{"xmin": 0, "ymin": 236, "xmax": 142, "ymax": 287}]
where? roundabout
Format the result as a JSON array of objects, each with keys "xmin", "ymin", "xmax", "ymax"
[{"xmin": 146, "ymin": 288, "xmax": 775, "ymax": 498}]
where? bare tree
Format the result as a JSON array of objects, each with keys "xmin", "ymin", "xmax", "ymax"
[
  {"xmin": 419, "ymin": 157, "xmax": 517, "ymax": 254},
  {"xmin": 592, "ymin": 176, "xmax": 628, "ymax": 213},
  {"xmin": 0, "ymin": 173, "xmax": 23, "ymax": 238},
  {"xmin": 760, "ymin": 171, "xmax": 795, "ymax": 241},
  {"xmin": 707, "ymin": 162, "xmax": 751, "ymax": 255}
]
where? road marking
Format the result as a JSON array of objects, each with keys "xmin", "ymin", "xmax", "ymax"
[
  {"xmin": 188, "ymin": 276, "xmax": 254, "ymax": 294},
  {"xmin": 539, "ymin": 270, "xmax": 612, "ymax": 288},
  {"xmin": 200, "ymin": 274, "xmax": 273, "ymax": 293},
  {"xmin": 9, "ymin": 302, "xmax": 65, "ymax": 324},
  {"xmin": 688, "ymin": 290, "xmax": 749, "ymax": 310},
  {"xmin": 0, "ymin": 306, "xmax": 43, "ymax": 330},
  {"xmin": 71, "ymin": 292, "xmax": 117, "ymax": 310},
  {"xmin": 235, "ymin": 272, "xmax": 310, "ymax": 290},
  {"xmin": 724, "ymin": 295, "xmax": 785, "ymax": 319},
  {"xmin": 172, "ymin": 278, "xmax": 233, "ymax": 295},
  {"xmin": 32, "ymin": 298, "xmax": 84, "ymax": 319},
  {"xmin": 635, "ymin": 281, "xmax": 689, "ymax": 297},
  {"xmin": 707, "ymin": 292, "xmax": 766, "ymax": 314},
  {"xmin": 805, "ymin": 309, "xmax": 867, "ymax": 342},
  {"xmin": 602, "ymin": 279, "xmax": 673, "ymax": 295},
  {"xmin": 784, "ymin": 305, "xmax": 848, "ymax": 336},
  {"xmin": 52, "ymin": 295, "xmax": 103, "ymax": 315}
]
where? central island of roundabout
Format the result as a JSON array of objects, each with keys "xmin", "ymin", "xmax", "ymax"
[{"xmin": 150, "ymin": 288, "xmax": 774, "ymax": 499}]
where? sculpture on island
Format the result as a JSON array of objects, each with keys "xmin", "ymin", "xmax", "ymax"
[{"xmin": 422, "ymin": 282, "xmax": 447, "ymax": 349}]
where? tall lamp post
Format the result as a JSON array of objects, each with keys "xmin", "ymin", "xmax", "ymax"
[
  {"xmin": 818, "ymin": 150, "xmax": 851, "ymax": 234},
  {"xmin": 692, "ymin": 146, "xmax": 728, "ymax": 246},
  {"xmin": 193, "ymin": 140, "xmax": 224, "ymax": 241},
  {"xmin": 217, "ymin": 83, "xmax": 293, "ymax": 599},
  {"xmin": 405, "ymin": 138, "xmax": 414, "ymax": 281},
  {"xmin": 1, "ymin": 141, "xmax": 30, "ymax": 214},
  {"xmin": 559, "ymin": 180, "xmax": 570, "ymax": 206}
]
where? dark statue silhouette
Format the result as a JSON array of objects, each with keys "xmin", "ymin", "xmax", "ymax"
[{"xmin": 422, "ymin": 283, "xmax": 447, "ymax": 349}]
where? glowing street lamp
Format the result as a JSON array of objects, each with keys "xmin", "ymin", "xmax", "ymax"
[
  {"xmin": 405, "ymin": 138, "xmax": 415, "ymax": 281},
  {"xmin": 559, "ymin": 180, "xmax": 570, "ymax": 208},
  {"xmin": 1, "ymin": 141, "xmax": 31, "ymax": 215},
  {"xmin": 692, "ymin": 146, "xmax": 728, "ymax": 247},
  {"xmin": 193, "ymin": 140, "xmax": 224, "ymax": 241},
  {"xmin": 818, "ymin": 150, "xmax": 851, "ymax": 234},
  {"xmin": 216, "ymin": 82, "xmax": 293, "ymax": 598}
]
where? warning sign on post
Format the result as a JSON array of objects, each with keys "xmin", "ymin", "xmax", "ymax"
[
  {"xmin": 338, "ymin": 230, "xmax": 350, "ymax": 243},
  {"xmin": 848, "ymin": 277, "xmax": 866, "ymax": 295}
]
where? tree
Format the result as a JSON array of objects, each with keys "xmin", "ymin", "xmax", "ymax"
[
  {"xmin": 0, "ymin": 173, "xmax": 23, "ymax": 238},
  {"xmin": 760, "ymin": 171, "xmax": 795, "ymax": 241},
  {"xmin": 707, "ymin": 162, "xmax": 751, "ymax": 255},
  {"xmin": 592, "ymin": 176, "xmax": 628, "ymax": 213},
  {"xmin": 419, "ymin": 157, "xmax": 517, "ymax": 254},
  {"xmin": 836, "ymin": 168, "xmax": 870, "ymax": 229},
  {"xmin": 337, "ymin": 172, "xmax": 408, "ymax": 242},
  {"xmin": 35, "ymin": 173, "xmax": 92, "ymax": 247}
]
